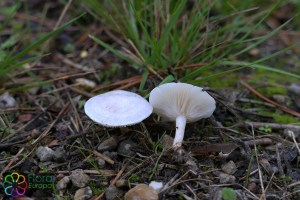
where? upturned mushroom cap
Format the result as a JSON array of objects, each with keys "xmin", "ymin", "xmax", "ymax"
[
  {"xmin": 149, "ymin": 82, "xmax": 216, "ymax": 122},
  {"xmin": 84, "ymin": 90, "xmax": 153, "ymax": 127}
]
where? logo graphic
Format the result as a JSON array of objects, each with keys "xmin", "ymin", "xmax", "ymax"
[{"xmin": 2, "ymin": 172, "xmax": 28, "ymax": 198}]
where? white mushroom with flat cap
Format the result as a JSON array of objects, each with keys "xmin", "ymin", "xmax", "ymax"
[
  {"xmin": 149, "ymin": 82, "xmax": 216, "ymax": 148},
  {"xmin": 84, "ymin": 90, "xmax": 153, "ymax": 127}
]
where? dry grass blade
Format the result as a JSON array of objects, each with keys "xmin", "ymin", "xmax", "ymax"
[
  {"xmin": 93, "ymin": 150, "xmax": 114, "ymax": 165},
  {"xmin": 0, "ymin": 147, "xmax": 24, "ymax": 178},
  {"xmin": 31, "ymin": 105, "xmax": 69, "ymax": 145},
  {"xmin": 250, "ymin": 125, "xmax": 266, "ymax": 200}
]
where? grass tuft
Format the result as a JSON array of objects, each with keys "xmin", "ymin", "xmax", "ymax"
[{"xmin": 84, "ymin": 0, "xmax": 299, "ymax": 85}]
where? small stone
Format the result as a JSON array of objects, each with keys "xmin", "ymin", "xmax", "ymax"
[
  {"xmin": 247, "ymin": 182, "xmax": 257, "ymax": 193},
  {"xmin": 80, "ymin": 50, "xmax": 88, "ymax": 58},
  {"xmin": 161, "ymin": 135, "xmax": 173, "ymax": 149},
  {"xmin": 70, "ymin": 169, "xmax": 90, "ymax": 188},
  {"xmin": 117, "ymin": 140, "xmax": 137, "ymax": 157},
  {"xmin": 56, "ymin": 176, "xmax": 70, "ymax": 191},
  {"xmin": 53, "ymin": 147, "xmax": 65, "ymax": 162},
  {"xmin": 219, "ymin": 173, "xmax": 236, "ymax": 184},
  {"xmin": 56, "ymin": 173, "xmax": 65, "ymax": 180},
  {"xmin": 105, "ymin": 185, "xmax": 124, "ymax": 200},
  {"xmin": 96, "ymin": 157, "xmax": 105, "ymax": 168},
  {"xmin": 74, "ymin": 186, "xmax": 93, "ymax": 200},
  {"xmin": 149, "ymin": 181, "xmax": 163, "ymax": 192},
  {"xmin": 28, "ymin": 87, "xmax": 39, "ymax": 95},
  {"xmin": 272, "ymin": 94, "xmax": 289, "ymax": 104},
  {"xmin": 221, "ymin": 160, "xmax": 237, "ymax": 175},
  {"xmin": 249, "ymin": 48, "xmax": 259, "ymax": 56},
  {"xmin": 97, "ymin": 135, "xmax": 119, "ymax": 151},
  {"xmin": 272, "ymin": 166, "xmax": 279, "ymax": 174},
  {"xmin": 36, "ymin": 146, "xmax": 55, "ymax": 162},
  {"xmin": 0, "ymin": 92, "xmax": 17, "ymax": 108},
  {"xmin": 116, "ymin": 179, "xmax": 128, "ymax": 188},
  {"xmin": 288, "ymin": 83, "xmax": 300, "ymax": 95},
  {"xmin": 284, "ymin": 129, "xmax": 300, "ymax": 139},
  {"xmin": 18, "ymin": 114, "xmax": 33, "ymax": 123},
  {"xmin": 75, "ymin": 78, "xmax": 96, "ymax": 88},
  {"xmin": 124, "ymin": 184, "xmax": 158, "ymax": 200},
  {"xmin": 103, "ymin": 151, "xmax": 118, "ymax": 160},
  {"xmin": 260, "ymin": 159, "xmax": 272, "ymax": 175}
]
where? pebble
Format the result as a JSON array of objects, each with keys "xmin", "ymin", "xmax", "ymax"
[
  {"xmin": 70, "ymin": 169, "xmax": 90, "ymax": 188},
  {"xmin": 116, "ymin": 179, "xmax": 128, "ymax": 188},
  {"xmin": 288, "ymin": 83, "xmax": 300, "ymax": 95},
  {"xmin": 80, "ymin": 50, "xmax": 88, "ymax": 58},
  {"xmin": 249, "ymin": 48, "xmax": 260, "ymax": 56},
  {"xmin": 53, "ymin": 147, "xmax": 65, "ymax": 162},
  {"xmin": 28, "ymin": 87, "xmax": 39, "ymax": 95},
  {"xmin": 247, "ymin": 182, "xmax": 257, "ymax": 193},
  {"xmin": 272, "ymin": 166, "xmax": 279, "ymax": 174},
  {"xmin": 259, "ymin": 158, "xmax": 272, "ymax": 175},
  {"xmin": 105, "ymin": 185, "xmax": 124, "ymax": 200},
  {"xmin": 272, "ymin": 94, "xmax": 289, "ymax": 104},
  {"xmin": 18, "ymin": 114, "xmax": 33, "ymax": 123},
  {"xmin": 97, "ymin": 135, "xmax": 119, "ymax": 151},
  {"xmin": 36, "ymin": 146, "xmax": 55, "ymax": 162},
  {"xmin": 219, "ymin": 173, "xmax": 236, "ymax": 184},
  {"xmin": 75, "ymin": 78, "xmax": 96, "ymax": 88},
  {"xmin": 103, "ymin": 151, "xmax": 118, "ymax": 160},
  {"xmin": 96, "ymin": 157, "xmax": 106, "ymax": 168},
  {"xmin": 0, "ymin": 92, "xmax": 17, "ymax": 108},
  {"xmin": 161, "ymin": 135, "xmax": 173, "ymax": 149},
  {"xmin": 56, "ymin": 176, "xmax": 70, "ymax": 191},
  {"xmin": 117, "ymin": 140, "xmax": 137, "ymax": 157},
  {"xmin": 74, "ymin": 186, "xmax": 93, "ymax": 200},
  {"xmin": 284, "ymin": 129, "xmax": 300, "ymax": 139},
  {"xmin": 124, "ymin": 184, "xmax": 158, "ymax": 200},
  {"xmin": 221, "ymin": 160, "xmax": 237, "ymax": 175}
]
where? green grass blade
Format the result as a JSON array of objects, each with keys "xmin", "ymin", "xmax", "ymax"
[
  {"xmin": 233, "ymin": 15, "xmax": 295, "ymax": 57},
  {"xmin": 89, "ymin": 34, "xmax": 143, "ymax": 68},
  {"xmin": 187, "ymin": 66, "xmax": 245, "ymax": 85},
  {"xmin": 222, "ymin": 61, "xmax": 300, "ymax": 79},
  {"xmin": 139, "ymin": 71, "xmax": 149, "ymax": 92},
  {"xmin": 0, "ymin": 13, "xmax": 85, "ymax": 72},
  {"xmin": 144, "ymin": 75, "xmax": 175, "ymax": 98},
  {"xmin": 0, "ymin": 55, "xmax": 45, "ymax": 76}
]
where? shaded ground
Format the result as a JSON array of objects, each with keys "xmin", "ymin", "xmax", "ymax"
[{"xmin": 0, "ymin": 1, "xmax": 300, "ymax": 200}]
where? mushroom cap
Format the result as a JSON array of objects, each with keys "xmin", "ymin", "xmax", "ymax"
[
  {"xmin": 84, "ymin": 90, "xmax": 153, "ymax": 127},
  {"xmin": 124, "ymin": 184, "xmax": 158, "ymax": 200},
  {"xmin": 149, "ymin": 82, "xmax": 216, "ymax": 122}
]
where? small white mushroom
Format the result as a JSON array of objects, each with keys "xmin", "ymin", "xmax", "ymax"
[
  {"xmin": 84, "ymin": 90, "xmax": 153, "ymax": 127},
  {"xmin": 149, "ymin": 82, "xmax": 216, "ymax": 148}
]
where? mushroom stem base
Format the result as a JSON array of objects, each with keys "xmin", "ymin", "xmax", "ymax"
[{"xmin": 173, "ymin": 115, "xmax": 187, "ymax": 147}]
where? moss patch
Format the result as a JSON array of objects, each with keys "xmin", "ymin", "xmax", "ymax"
[
  {"xmin": 256, "ymin": 87, "xmax": 287, "ymax": 96},
  {"xmin": 273, "ymin": 113, "xmax": 299, "ymax": 124},
  {"xmin": 206, "ymin": 73, "xmax": 238, "ymax": 89}
]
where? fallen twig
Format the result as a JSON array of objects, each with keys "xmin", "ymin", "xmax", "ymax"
[
  {"xmin": 93, "ymin": 150, "xmax": 115, "ymax": 165},
  {"xmin": 242, "ymin": 122, "xmax": 300, "ymax": 131},
  {"xmin": 0, "ymin": 147, "xmax": 24, "ymax": 178},
  {"xmin": 240, "ymin": 81, "xmax": 300, "ymax": 117}
]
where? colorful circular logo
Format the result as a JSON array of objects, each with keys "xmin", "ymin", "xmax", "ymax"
[{"xmin": 2, "ymin": 172, "xmax": 28, "ymax": 198}]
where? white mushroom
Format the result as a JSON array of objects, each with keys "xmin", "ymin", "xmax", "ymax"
[
  {"xmin": 149, "ymin": 82, "xmax": 216, "ymax": 148},
  {"xmin": 84, "ymin": 90, "xmax": 153, "ymax": 127}
]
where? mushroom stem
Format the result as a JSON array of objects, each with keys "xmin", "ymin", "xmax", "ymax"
[{"xmin": 173, "ymin": 115, "xmax": 187, "ymax": 147}]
